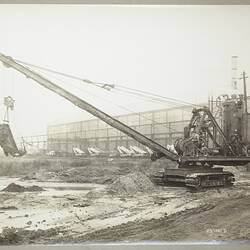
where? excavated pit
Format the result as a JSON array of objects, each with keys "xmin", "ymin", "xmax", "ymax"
[{"xmin": 0, "ymin": 156, "xmax": 249, "ymax": 244}]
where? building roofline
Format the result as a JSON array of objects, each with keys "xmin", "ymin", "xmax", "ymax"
[{"xmin": 48, "ymin": 103, "xmax": 206, "ymax": 129}]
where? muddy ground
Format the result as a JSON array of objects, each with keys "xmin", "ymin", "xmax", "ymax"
[{"xmin": 0, "ymin": 156, "xmax": 249, "ymax": 245}]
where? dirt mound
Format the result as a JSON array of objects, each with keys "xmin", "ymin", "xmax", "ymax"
[
  {"xmin": 2, "ymin": 183, "xmax": 26, "ymax": 192},
  {"xmin": 2, "ymin": 183, "xmax": 44, "ymax": 193},
  {"xmin": 0, "ymin": 206, "xmax": 17, "ymax": 210},
  {"xmin": 109, "ymin": 171, "xmax": 154, "ymax": 196}
]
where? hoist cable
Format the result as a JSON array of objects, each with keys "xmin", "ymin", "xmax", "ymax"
[
  {"xmin": 112, "ymin": 88, "xmax": 194, "ymax": 110},
  {"xmin": 32, "ymin": 67, "xmax": 180, "ymax": 133},
  {"xmin": 15, "ymin": 59, "xmax": 114, "ymax": 90},
  {"xmin": 15, "ymin": 59, "xmax": 201, "ymax": 108},
  {"xmin": 115, "ymin": 85, "xmax": 202, "ymax": 107}
]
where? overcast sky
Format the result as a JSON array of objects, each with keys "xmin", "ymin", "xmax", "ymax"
[{"xmin": 0, "ymin": 5, "xmax": 250, "ymax": 138}]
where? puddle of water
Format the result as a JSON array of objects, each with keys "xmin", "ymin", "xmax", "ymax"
[
  {"xmin": 0, "ymin": 176, "xmax": 106, "ymax": 197},
  {"xmin": 39, "ymin": 188, "xmax": 91, "ymax": 197},
  {"xmin": 0, "ymin": 177, "xmax": 104, "ymax": 188},
  {"xmin": 0, "ymin": 176, "xmax": 106, "ymax": 232}
]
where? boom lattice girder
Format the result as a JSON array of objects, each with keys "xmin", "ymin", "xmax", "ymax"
[{"xmin": 0, "ymin": 52, "xmax": 179, "ymax": 162}]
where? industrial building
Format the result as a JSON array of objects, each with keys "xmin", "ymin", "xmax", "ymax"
[
  {"xmin": 46, "ymin": 105, "xmax": 198, "ymax": 153},
  {"xmin": 21, "ymin": 96, "xmax": 250, "ymax": 154}
]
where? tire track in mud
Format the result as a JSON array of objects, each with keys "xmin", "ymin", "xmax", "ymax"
[
  {"xmin": 65, "ymin": 195, "xmax": 250, "ymax": 242},
  {"xmin": 60, "ymin": 203, "xmax": 216, "ymax": 242}
]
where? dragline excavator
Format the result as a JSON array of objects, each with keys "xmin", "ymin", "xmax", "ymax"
[{"xmin": 1, "ymin": 52, "xmax": 250, "ymax": 189}]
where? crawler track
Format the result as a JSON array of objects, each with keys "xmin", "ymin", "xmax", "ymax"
[{"xmin": 151, "ymin": 168, "xmax": 235, "ymax": 190}]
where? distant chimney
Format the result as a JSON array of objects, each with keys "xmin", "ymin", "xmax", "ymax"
[{"xmin": 232, "ymin": 55, "xmax": 238, "ymax": 90}]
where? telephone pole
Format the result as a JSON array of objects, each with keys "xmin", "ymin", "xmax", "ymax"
[{"xmin": 240, "ymin": 71, "xmax": 249, "ymax": 114}]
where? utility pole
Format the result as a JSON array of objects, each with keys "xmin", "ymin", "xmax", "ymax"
[
  {"xmin": 239, "ymin": 71, "xmax": 249, "ymax": 142},
  {"xmin": 240, "ymin": 71, "xmax": 249, "ymax": 114},
  {"xmin": 211, "ymin": 95, "xmax": 214, "ymax": 114}
]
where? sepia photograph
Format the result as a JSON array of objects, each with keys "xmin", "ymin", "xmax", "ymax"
[{"xmin": 0, "ymin": 3, "xmax": 249, "ymax": 246}]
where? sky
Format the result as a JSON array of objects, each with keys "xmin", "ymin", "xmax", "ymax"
[{"xmin": 0, "ymin": 5, "xmax": 250, "ymax": 138}]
